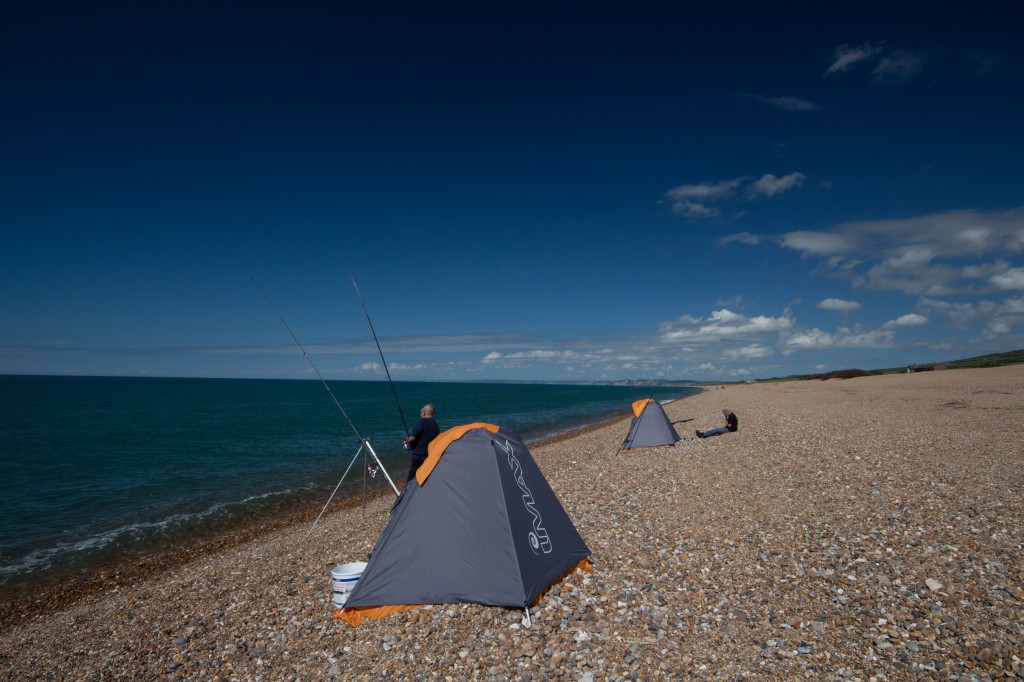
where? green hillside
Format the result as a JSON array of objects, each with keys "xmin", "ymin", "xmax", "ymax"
[{"xmin": 755, "ymin": 349, "xmax": 1024, "ymax": 383}]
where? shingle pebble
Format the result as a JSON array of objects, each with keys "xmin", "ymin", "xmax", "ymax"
[{"xmin": 2, "ymin": 365, "xmax": 1023, "ymax": 680}]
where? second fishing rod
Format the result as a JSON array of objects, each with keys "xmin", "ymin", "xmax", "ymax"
[
  {"xmin": 338, "ymin": 256, "xmax": 410, "ymax": 440},
  {"xmin": 245, "ymin": 267, "xmax": 402, "ymax": 539}
]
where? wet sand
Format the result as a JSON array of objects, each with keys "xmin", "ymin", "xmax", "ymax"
[{"xmin": 2, "ymin": 365, "xmax": 1022, "ymax": 680}]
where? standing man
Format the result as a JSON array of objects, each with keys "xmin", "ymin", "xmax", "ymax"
[{"xmin": 403, "ymin": 403, "xmax": 440, "ymax": 481}]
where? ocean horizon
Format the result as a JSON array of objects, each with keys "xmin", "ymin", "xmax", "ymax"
[{"xmin": 0, "ymin": 375, "xmax": 699, "ymax": 592}]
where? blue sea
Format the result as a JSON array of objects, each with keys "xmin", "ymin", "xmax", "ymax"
[{"xmin": 0, "ymin": 375, "xmax": 698, "ymax": 590}]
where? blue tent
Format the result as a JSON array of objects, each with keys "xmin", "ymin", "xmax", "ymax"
[
  {"xmin": 621, "ymin": 399, "xmax": 680, "ymax": 451},
  {"xmin": 338, "ymin": 423, "xmax": 591, "ymax": 625}
]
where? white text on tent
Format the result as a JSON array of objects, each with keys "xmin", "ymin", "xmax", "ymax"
[{"xmin": 496, "ymin": 439, "xmax": 552, "ymax": 555}]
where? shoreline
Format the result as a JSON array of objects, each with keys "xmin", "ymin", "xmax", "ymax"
[
  {"xmin": 0, "ymin": 385, "xmax": 701, "ymax": 599},
  {"xmin": 0, "ymin": 481, "xmax": 382, "ymax": 631},
  {"xmin": 0, "ymin": 400, "xmax": 676, "ymax": 633},
  {"xmin": 6, "ymin": 368, "xmax": 1020, "ymax": 680}
]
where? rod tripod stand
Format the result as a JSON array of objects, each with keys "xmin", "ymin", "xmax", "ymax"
[{"xmin": 306, "ymin": 438, "xmax": 400, "ymax": 538}]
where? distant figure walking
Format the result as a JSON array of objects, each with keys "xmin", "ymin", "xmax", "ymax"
[
  {"xmin": 696, "ymin": 410, "xmax": 738, "ymax": 439},
  {"xmin": 403, "ymin": 404, "xmax": 440, "ymax": 480}
]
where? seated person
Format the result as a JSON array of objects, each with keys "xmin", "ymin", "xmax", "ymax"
[{"xmin": 696, "ymin": 410, "xmax": 738, "ymax": 438}]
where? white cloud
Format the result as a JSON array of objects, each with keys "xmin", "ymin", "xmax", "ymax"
[
  {"xmin": 666, "ymin": 173, "xmax": 806, "ymax": 218},
  {"xmin": 514, "ymin": 350, "xmax": 562, "ymax": 360},
  {"xmin": 919, "ymin": 296, "xmax": 1024, "ymax": 337},
  {"xmin": 719, "ymin": 232, "xmax": 764, "ymax": 247},
  {"xmin": 742, "ymin": 208, "xmax": 1024, "ymax": 295},
  {"xmin": 991, "ymin": 267, "xmax": 1024, "ymax": 290},
  {"xmin": 666, "ymin": 179, "xmax": 744, "ymax": 201},
  {"xmin": 665, "ymin": 179, "xmax": 743, "ymax": 217},
  {"xmin": 860, "ymin": 255, "xmax": 960, "ymax": 296},
  {"xmin": 824, "ymin": 42, "xmax": 927, "ymax": 85},
  {"xmin": 710, "ymin": 309, "xmax": 742, "ymax": 324},
  {"xmin": 746, "ymin": 94, "xmax": 819, "ymax": 112},
  {"xmin": 481, "ymin": 348, "xmax": 614, "ymax": 368},
  {"xmin": 782, "ymin": 326, "xmax": 895, "ymax": 354},
  {"xmin": 783, "ymin": 328, "xmax": 834, "ymax": 351},
  {"xmin": 989, "ymin": 321, "xmax": 1012, "ymax": 334},
  {"xmin": 961, "ymin": 261, "xmax": 1012, "ymax": 281},
  {"xmin": 918, "ymin": 298, "xmax": 993, "ymax": 328},
  {"xmin": 837, "ymin": 328, "xmax": 896, "ymax": 348},
  {"xmin": 723, "ymin": 344, "xmax": 773, "ymax": 360},
  {"xmin": 872, "ymin": 49, "xmax": 928, "ymax": 84},
  {"xmin": 825, "ymin": 42, "xmax": 885, "ymax": 75},
  {"xmin": 660, "ymin": 308, "xmax": 794, "ymax": 342},
  {"xmin": 352, "ymin": 360, "xmax": 433, "ymax": 375},
  {"xmin": 389, "ymin": 362, "xmax": 427, "ymax": 372},
  {"xmin": 672, "ymin": 200, "xmax": 721, "ymax": 218},
  {"xmin": 824, "ymin": 42, "xmax": 1006, "ymax": 92},
  {"xmin": 483, "ymin": 350, "xmax": 565, "ymax": 362},
  {"xmin": 817, "ymin": 298, "xmax": 861, "ymax": 312},
  {"xmin": 655, "ymin": 301, "xmax": 929, "ymax": 366},
  {"xmin": 769, "ymin": 96, "xmax": 817, "ymax": 112},
  {"xmin": 882, "ymin": 313, "xmax": 929, "ymax": 329},
  {"xmin": 1003, "ymin": 297, "xmax": 1024, "ymax": 314},
  {"xmin": 748, "ymin": 172, "xmax": 806, "ymax": 198},
  {"xmin": 781, "ymin": 230, "xmax": 856, "ymax": 256}
]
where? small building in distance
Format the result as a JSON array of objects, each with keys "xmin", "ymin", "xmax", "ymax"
[{"xmin": 907, "ymin": 363, "xmax": 948, "ymax": 373}]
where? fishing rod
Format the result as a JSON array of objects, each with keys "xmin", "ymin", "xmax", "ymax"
[
  {"xmin": 647, "ymin": 367, "xmax": 671, "ymax": 403},
  {"xmin": 338, "ymin": 255, "xmax": 410, "ymax": 439},
  {"xmin": 243, "ymin": 267, "xmax": 400, "ymax": 536},
  {"xmin": 246, "ymin": 267, "xmax": 367, "ymax": 443}
]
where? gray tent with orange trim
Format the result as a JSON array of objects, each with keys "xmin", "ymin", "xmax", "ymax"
[
  {"xmin": 621, "ymin": 399, "xmax": 680, "ymax": 451},
  {"xmin": 336, "ymin": 423, "xmax": 592, "ymax": 625}
]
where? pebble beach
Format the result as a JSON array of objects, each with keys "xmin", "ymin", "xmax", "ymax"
[{"xmin": 2, "ymin": 365, "xmax": 1023, "ymax": 681}]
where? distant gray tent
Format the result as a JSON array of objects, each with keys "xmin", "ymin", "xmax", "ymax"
[
  {"xmin": 336, "ymin": 423, "xmax": 592, "ymax": 625},
  {"xmin": 621, "ymin": 399, "xmax": 681, "ymax": 451}
]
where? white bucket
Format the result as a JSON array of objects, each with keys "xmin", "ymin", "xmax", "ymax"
[{"xmin": 331, "ymin": 561, "xmax": 367, "ymax": 609}]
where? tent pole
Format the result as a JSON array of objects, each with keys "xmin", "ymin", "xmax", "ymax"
[
  {"xmin": 364, "ymin": 439, "xmax": 400, "ymax": 497},
  {"xmin": 306, "ymin": 438, "xmax": 400, "ymax": 538}
]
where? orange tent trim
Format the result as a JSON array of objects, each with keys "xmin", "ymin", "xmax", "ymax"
[
  {"xmin": 631, "ymin": 398, "xmax": 652, "ymax": 418},
  {"xmin": 335, "ymin": 603, "xmax": 420, "ymax": 625},
  {"xmin": 335, "ymin": 558, "xmax": 594, "ymax": 624},
  {"xmin": 530, "ymin": 557, "xmax": 593, "ymax": 606},
  {"xmin": 415, "ymin": 422, "xmax": 499, "ymax": 485}
]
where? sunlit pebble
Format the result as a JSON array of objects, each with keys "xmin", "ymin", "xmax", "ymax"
[{"xmin": 2, "ymin": 368, "xmax": 1024, "ymax": 679}]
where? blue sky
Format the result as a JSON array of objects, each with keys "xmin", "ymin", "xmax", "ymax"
[{"xmin": 3, "ymin": 2, "xmax": 1023, "ymax": 382}]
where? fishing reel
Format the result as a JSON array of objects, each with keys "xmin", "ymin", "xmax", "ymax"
[{"xmin": 366, "ymin": 463, "xmax": 379, "ymax": 478}]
